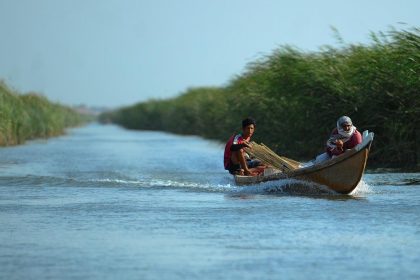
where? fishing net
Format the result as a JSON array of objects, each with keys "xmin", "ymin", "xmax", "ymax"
[{"xmin": 245, "ymin": 142, "xmax": 301, "ymax": 172}]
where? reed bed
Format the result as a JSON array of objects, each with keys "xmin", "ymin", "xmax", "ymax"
[
  {"xmin": 100, "ymin": 27, "xmax": 420, "ymax": 168},
  {"xmin": 0, "ymin": 81, "xmax": 86, "ymax": 146}
]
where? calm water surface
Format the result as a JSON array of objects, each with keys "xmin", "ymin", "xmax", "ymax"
[{"xmin": 0, "ymin": 124, "xmax": 419, "ymax": 280}]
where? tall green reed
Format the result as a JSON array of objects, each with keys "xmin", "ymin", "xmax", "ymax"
[
  {"xmin": 100, "ymin": 27, "xmax": 420, "ymax": 168},
  {"xmin": 0, "ymin": 81, "xmax": 86, "ymax": 146}
]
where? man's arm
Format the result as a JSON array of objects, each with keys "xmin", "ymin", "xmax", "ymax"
[{"xmin": 230, "ymin": 143, "xmax": 248, "ymax": 151}]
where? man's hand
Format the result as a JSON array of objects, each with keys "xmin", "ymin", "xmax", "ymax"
[
  {"xmin": 336, "ymin": 139, "xmax": 344, "ymax": 150},
  {"xmin": 243, "ymin": 141, "xmax": 252, "ymax": 149}
]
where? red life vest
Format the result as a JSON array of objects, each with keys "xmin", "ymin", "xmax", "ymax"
[{"xmin": 223, "ymin": 134, "xmax": 245, "ymax": 169}]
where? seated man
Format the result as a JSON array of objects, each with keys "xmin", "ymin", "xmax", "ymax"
[
  {"xmin": 223, "ymin": 117, "xmax": 265, "ymax": 176},
  {"xmin": 309, "ymin": 116, "xmax": 363, "ymax": 165},
  {"xmin": 326, "ymin": 115, "xmax": 362, "ymax": 157}
]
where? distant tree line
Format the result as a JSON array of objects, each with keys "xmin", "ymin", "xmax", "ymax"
[
  {"xmin": 0, "ymin": 81, "xmax": 88, "ymax": 146},
  {"xmin": 100, "ymin": 28, "xmax": 420, "ymax": 169}
]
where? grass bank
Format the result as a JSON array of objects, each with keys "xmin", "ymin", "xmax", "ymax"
[
  {"xmin": 0, "ymin": 81, "xmax": 88, "ymax": 146},
  {"xmin": 100, "ymin": 28, "xmax": 420, "ymax": 168}
]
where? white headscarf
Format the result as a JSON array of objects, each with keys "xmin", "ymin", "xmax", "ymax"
[
  {"xmin": 326, "ymin": 116, "xmax": 356, "ymax": 149},
  {"xmin": 337, "ymin": 116, "xmax": 356, "ymax": 139}
]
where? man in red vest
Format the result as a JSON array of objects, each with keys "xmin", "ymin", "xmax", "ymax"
[{"xmin": 224, "ymin": 117, "xmax": 265, "ymax": 176}]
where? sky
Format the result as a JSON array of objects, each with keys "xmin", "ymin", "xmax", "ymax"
[{"xmin": 0, "ymin": 0, "xmax": 418, "ymax": 108}]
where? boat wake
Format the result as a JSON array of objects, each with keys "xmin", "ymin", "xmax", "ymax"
[
  {"xmin": 230, "ymin": 179, "xmax": 339, "ymax": 197},
  {"xmin": 2, "ymin": 173, "xmax": 373, "ymax": 198},
  {"xmin": 349, "ymin": 179, "xmax": 372, "ymax": 196}
]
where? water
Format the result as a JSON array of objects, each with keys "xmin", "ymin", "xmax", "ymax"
[{"xmin": 0, "ymin": 124, "xmax": 419, "ymax": 280}]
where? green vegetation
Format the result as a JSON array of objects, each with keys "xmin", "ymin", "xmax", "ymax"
[
  {"xmin": 0, "ymin": 81, "xmax": 87, "ymax": 146},
  {"xmin": 100, "ymin": 28, "xmax": 420, "ymax": 168}
]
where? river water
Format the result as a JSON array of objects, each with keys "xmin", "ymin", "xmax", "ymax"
[{"xmin": 0, "ymin": 123, "xmax": 419, "ymax": 280}]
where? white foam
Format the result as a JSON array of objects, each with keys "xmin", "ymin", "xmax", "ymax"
[
  {"xmin": 81, "ymin": 176, "xmax": 368, "ymax": 197},
  {"xmin": 350, "ymin": 179, "xmax": 372, "ymax": 196},
  {"xmin": 88, "ymin": 178, "xmax": 142, "ymax": 184},
  {"xmin": 231, "ymin": 178, "xmax": 338, "ymax": 196}
]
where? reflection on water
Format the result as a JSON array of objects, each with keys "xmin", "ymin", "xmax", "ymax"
[{"xmin": 0, "ymin": 123, "xmax": 419, "ymax": 279}]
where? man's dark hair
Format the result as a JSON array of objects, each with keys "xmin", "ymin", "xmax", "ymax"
[{"xmin": 242, "ymin": 117, "xmax": 256, "ymax": 128}]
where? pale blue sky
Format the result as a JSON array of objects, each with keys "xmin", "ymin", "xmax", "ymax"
[{"xmin": 0, "ymin": 0, "xmax": 418, "ymax": 107}]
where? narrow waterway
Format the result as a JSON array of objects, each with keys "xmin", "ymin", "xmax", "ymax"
[{"xmin": 0, "ymin": 123, "xmax": 419, "ymax": 279}]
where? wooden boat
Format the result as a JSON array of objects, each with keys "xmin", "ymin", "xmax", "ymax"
[{"xmin": 234, "ymin": 131, "xmax": 374, "ymax": 194}]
